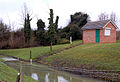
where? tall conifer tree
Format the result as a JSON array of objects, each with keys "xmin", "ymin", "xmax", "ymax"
[
  {"xmin": 47, "ymin": 9, "xmax": 59, "ymax": 54},
  {"xmin": 24, "ymin": 13, "xmax": 32, "ymax": 43}
]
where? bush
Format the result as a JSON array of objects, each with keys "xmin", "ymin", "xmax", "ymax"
[{"xmin": 57, "ymin": 38, "xmax": 69, "ymax": 44}]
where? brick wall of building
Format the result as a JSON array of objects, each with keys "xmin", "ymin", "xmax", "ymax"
[
  {"xmin": 83, "ymin": 30, "xmax": 96, "ymax": 43},
  {"xmin": 100, "ymin": 22, "xmax": 116, "ymax": 43},
  {"xmin": 82, "ymin": 22, "xmax": 116, "ymax": 43}
]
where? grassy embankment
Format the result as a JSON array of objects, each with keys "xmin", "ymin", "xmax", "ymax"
[
  {"xmin": 0, "ymin": 40, "xmax": 120, "ymax": 70},
  {"xmin": 0, "ymin": 40, "xmax": 82, "ymax": 81},
  {"xmin": 0, "ymin": 58, "xmax": 37, "ymax": 82},
  {"xmin": 0, "ymin": 40, "xmax": 82, "ymax": 60},
  {"xmin": 43, "ymin": 41, "xmax": 120, "ymax": 70}
]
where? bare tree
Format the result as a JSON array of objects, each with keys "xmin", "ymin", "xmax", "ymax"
[
  {"xmin": 7, "ymin": 16, "xmax": 15, "ymax": 48},
  {"xmin": 0, "ymin": 19, "xmax": 10, "ymax": 48},
  {"xmin": 9, "ymin": 22, "xmax": 16, "ymax": 48},
  {"xmin": 20, "ymin": 3, "xmax": 33, "ymax": 44},
  {"xmin": 98, "ymin": 12, "xmax": 118, "ymax": 23},
  {"xmin": 110, "ymin": 12, "xmax": 117, "ymax": 23},
  {"xmin": 98, "ymin": 12, "xmax": 109, "ymax": 21},
  {"xmin": 20, "ymin": 3, "xmax": 32, "ymax": 27}
]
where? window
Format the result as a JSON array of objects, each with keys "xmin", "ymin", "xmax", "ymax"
[{"xmin": 105, "ymin": 28, "xmax": 111, "ymax": 36}]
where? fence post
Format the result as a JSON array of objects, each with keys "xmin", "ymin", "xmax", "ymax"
[
  {"xmin": 20, "ymin": 61, "xmax": 23, "ymax": 82},
  {"xmin": 30, "ymin": 50, "xmax": 32, "ymax": 64},
  {"xmin": 16, "ymin": 73, "xmax": 20, "ymax": 82}
]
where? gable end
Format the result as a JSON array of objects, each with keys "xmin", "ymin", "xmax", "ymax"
[{"xmin": 103, "ymin": 20, "xmax": 118, "ymax": 29}]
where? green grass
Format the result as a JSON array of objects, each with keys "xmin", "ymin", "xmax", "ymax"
[
  {"xmin": 0, "ymin": 40, "xmax": 82, "ymax": 60},
  {"xmin": 116, "ymin": 40, "xmax": 120, "ymax": 43},
  {"xmin": 43, "ymin": 41, "xmax": 120, "ymax": 70},
  {"xmin": 0, "ymin": 59, "xmax": 37, "ymax": 82},
  {"xmin": 0, "ymin": 40, "xmax": 120, "ymax": 70},
  {"xmin": 0, "ymin": 40, "xmax": 82, "ymax": 81}
]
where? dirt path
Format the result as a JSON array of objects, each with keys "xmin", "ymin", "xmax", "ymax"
[
  {"xmin": 34, "ymin": 43, "xmax": 83, "ymax": 61},
  {"xmin": 54, "ymin": 43, "xmax": 83, "ymax": 55}
]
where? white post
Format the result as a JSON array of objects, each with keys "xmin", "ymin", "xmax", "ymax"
[
  {"xmin": 30, "ymin": 59, "xmax": 32, "ymax": 64},
  {"xmin": 70, "ymin": 36, "xmax": 72, "ymax": 44}
]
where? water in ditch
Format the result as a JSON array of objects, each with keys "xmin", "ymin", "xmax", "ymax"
[{"xmin": 1, "ymin": 56, "xmax": 104, "ymax": 82}]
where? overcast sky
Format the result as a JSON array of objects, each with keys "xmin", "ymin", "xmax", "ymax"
[{"xmin": 0, "ymin": 0, "xmax": 120, "ymax": 30}]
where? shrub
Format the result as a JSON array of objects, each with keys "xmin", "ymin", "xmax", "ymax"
[{"xmin": 57, "ymin": 38, "xmax": 69, "ymax": 44}]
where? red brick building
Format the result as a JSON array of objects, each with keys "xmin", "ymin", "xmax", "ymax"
[{"xmin": 81, "ymin": 20, "xmax": 117, "ymax": 43}]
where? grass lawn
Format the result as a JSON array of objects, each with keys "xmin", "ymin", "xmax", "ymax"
[
  {"xmin": 0, "ymin": 40, "xmax": 82, "ymax": 81},
  {"xmin": 0, "ymin": 40, "xmax": 82, "ymax": 60},
  {"xmin": 43, "ymin": 41, "xmax": 120, "ymax": 70},
  {"xmin": 0, "ymin": 59, "xmax": 37, "ymax": 82}
]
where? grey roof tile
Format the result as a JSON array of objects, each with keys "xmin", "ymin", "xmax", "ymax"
[{"xmin": 81, "ymin": 20, "xmax": 110, "ymax": 30}]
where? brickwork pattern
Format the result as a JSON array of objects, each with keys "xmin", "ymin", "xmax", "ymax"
[{"xmin": 83, "ymin": 22, "xmax": 116, "ymax": 43}]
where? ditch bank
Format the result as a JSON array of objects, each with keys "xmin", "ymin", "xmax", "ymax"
[
  {"xmin": 0, "ymin": 54, "xmax": 120, "ymax": 82},
  {"xmin": 37, "ymin": 60, "xmax": 120, "ymax": 82}
]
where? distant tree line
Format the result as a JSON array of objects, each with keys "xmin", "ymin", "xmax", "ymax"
[
  {"xmin": 1, "ymin": 11, "xmax": 119, "ymax": 49},
  {"xmin": 0, "ymin": 8, "xmax": 89, "ymax": 49}
]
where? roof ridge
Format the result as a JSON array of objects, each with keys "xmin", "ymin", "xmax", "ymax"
[{"xmin": 88, "ymin": 19, "xmax": 110, "ymax": 23}]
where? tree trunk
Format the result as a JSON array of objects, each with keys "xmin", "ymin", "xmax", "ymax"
[
  {"xmin": 50, "ymin": 41, "xmax": 52, "ymax": 55},
  {"xmin": 9, "ymin": 32, "xmax": 14, "ymax": 48}
]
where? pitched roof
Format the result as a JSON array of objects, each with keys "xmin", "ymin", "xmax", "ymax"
[{"xmin": 81, "ymin": 20, "xmax": 111, "ymax": 30}]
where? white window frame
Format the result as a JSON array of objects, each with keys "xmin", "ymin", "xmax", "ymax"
[{"xmin": 105, "ymin": 28, "xmax": 111, "ymax": 36}]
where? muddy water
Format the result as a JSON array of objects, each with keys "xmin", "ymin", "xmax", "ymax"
[{"xmin": 1, "ymin": 56, "xmax": 104, "ymax": 82}]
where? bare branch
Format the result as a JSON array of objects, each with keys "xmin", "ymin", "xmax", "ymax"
[
  {"xmin": 98, "ymin": 12, "xmax": 109, "ymax": 21},
  {"xmin": 110, "ymin": 12, "xmax": 117, "ymax": 23}
]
